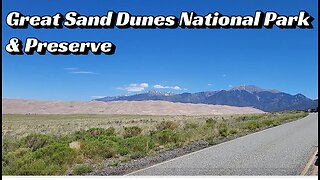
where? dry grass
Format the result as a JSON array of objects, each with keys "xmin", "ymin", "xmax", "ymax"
[
  {"xmin": 2, "ymin": 112, "xmax": 306, "ymax": 141},
  {"xmin": 2, "ymin": 114, "xmax": 217, "ymax": 140}
]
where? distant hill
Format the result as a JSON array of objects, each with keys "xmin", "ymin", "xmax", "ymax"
[{"xmin": 95, "ymin": 85, "xmax": 318, "ymax": 112}]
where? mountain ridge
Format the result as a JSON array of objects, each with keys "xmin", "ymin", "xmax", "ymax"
[{"xmin": 95, "ymin": 85, "xmax": 318, "ymax": 112}]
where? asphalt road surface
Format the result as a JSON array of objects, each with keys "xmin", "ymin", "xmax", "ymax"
[{"xmin": 129, "ymin": 113, "xmax": 318, "ymax": 176}]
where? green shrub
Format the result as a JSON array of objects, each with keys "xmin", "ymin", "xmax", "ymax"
[
  {"xmin": 87, "ymin": 127, "xmax": 115, "ymax": 137},
  {"xmin": 33, "ymin": 143, "xmax": 76, "ymax": 165},
  {"xmin": 6, "ymin": 147, "xmax": 32, "ymax": 159},
  {"xmin": 18, "ymin": 159, "xmax": 65, "ymax": 175},
  {"xmin": 206, "ymin": 118, "xmax": 218, "ymax": 129},
  {"xmin": 96, "ymin": 135, "xmax": 123, "ymax": 143},
  {"xmin": 2, "ymin": 139, "xmax": 23, "ymax": 153},
  {"xmin": 262, "ymin": 119, "xmax": 274, "ymax": 126},
  {"xmin": 72, "ymin": 127, "xmax": 116, "ymax": 141},
  {"xmin": 152, "ymin": 129, "xmax": 185, "ymax": 145},
  {"xmin": 22, "ymin": 134, "xmax": 56, "ymax": 151},
  {"xmin": 218, "ymin": 123, "xmax": 229, "ymax": 137},
  {"xmin": 2, "ymin": 148, "xmax": 32, "ymax": 168},
  {"xmin": 80, "ymin": 140, "xmax": 117, "ymax": 160},
  {"xmin": 123, "ymin": 126, "xmax": 142, "ymax": 138},
  {"xmin": 184, "ymin": 123, "xmax": 199, "ymax": 130},
  {"xmin": 73, "ymin": 164, "xmax": 94, "ymax": 175},
  {"xmin": 2, "ymin": 148, "xmax": 33, "ymax": 175},
  {"xmin": 94, "ymin": 135, "xmax": 129, "ymax": 156},
  {"xmin": 242, "ymin": 121, "xmax": 262, "ymax": 130},
  {"xmin": 2, "ymin": 161, "xmax": 11, "ymax": 175},
  {"xmin": 236, "ymin": 116, "xmax": 247, "ymax": 121},
  {"xmin": 156, "ymin": 121, "xmax": 178, "ymax": 131},
  {"xmin": 125, "ymin": 136, "xmax": 155, "ymax": 154},
  {"xmin": 2, "ymin": 144, "xmax": 73, "ymax": 175},
  {"xmin": 72, "ymin": 130, "xmax": 87, "ymax": 140},
  {"xmin": 117, "ymin": 146, "xmax": 129, "ymax": 156},
  {"xmin": 206, "ymin": 118, "xmax": 218, "ymax": 125},
  {"xmin": 229, "ymin": 128, "xmax": 238, "ymax": 135}
]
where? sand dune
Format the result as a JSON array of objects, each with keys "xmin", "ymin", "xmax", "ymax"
[{"xmin": 2, "ymin": 99, "xmax": 264, "ymax": 115}]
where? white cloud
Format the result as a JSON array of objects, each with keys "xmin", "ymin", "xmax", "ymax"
[
  {"xmin": 91, "ymin": 96, "xmax": 105, "ymax": 99},
  {"xmin": 140, "ymin": 83, "xmax": 149, "ymax": 88},
  {"xmin": 208, "ymin": 83, "xmax": 213, "ymax": 86},
  {"xmin": 154, "ymin": 84, "xmax": 182, "ymax": 90},
  {"xmin": 64, "ymin": 67, "xmax": 79, "ymax": 71},
  {"xmin": 228, "ymin": 84, "xmax": 233, "ymax": 88},
  {"xmin": 154, "ymin": 84, "xmax": 166, "ymax": 89},
  {"xmin": 118, "ymin": 83, "xmax": 149, "ymax": 92},
  {"xmin": 65, "ymin": 67, "xmax": 97, "ymax": 75},
  {"xmin": 70, "ymin": 71, "xmax": 97, "ymax": 74},
  {"xmin": 172, "ymin": 86, "xmax": 182, "ymax": 90}
]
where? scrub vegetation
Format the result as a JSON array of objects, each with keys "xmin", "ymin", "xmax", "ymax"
[{"xmin": 2, "ymin": 111, "xmax": 307, "ymax": 175}]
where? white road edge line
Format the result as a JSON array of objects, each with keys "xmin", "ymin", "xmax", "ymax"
[{"xmin": 125, "ymin": 114, "xmax": 312, "ymax": 176}]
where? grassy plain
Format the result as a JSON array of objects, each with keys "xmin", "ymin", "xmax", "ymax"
[{"xmin": 2, "ymin": 111, "xmax": 308, "ymax": 175}]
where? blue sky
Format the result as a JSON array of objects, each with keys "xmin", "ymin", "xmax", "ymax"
[{"xmin": 2, "ymin": 0, "xmax": 318, "ymax": 100}]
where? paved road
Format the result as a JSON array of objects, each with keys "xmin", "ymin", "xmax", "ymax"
[{"xmin": 130, "ymin": 113, "xmax": 318, "ymax": 176}]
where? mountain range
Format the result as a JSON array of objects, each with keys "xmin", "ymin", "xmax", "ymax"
[{"xmin": 94, "ymin": 85, "xmax": 318, "ymax": 112}]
